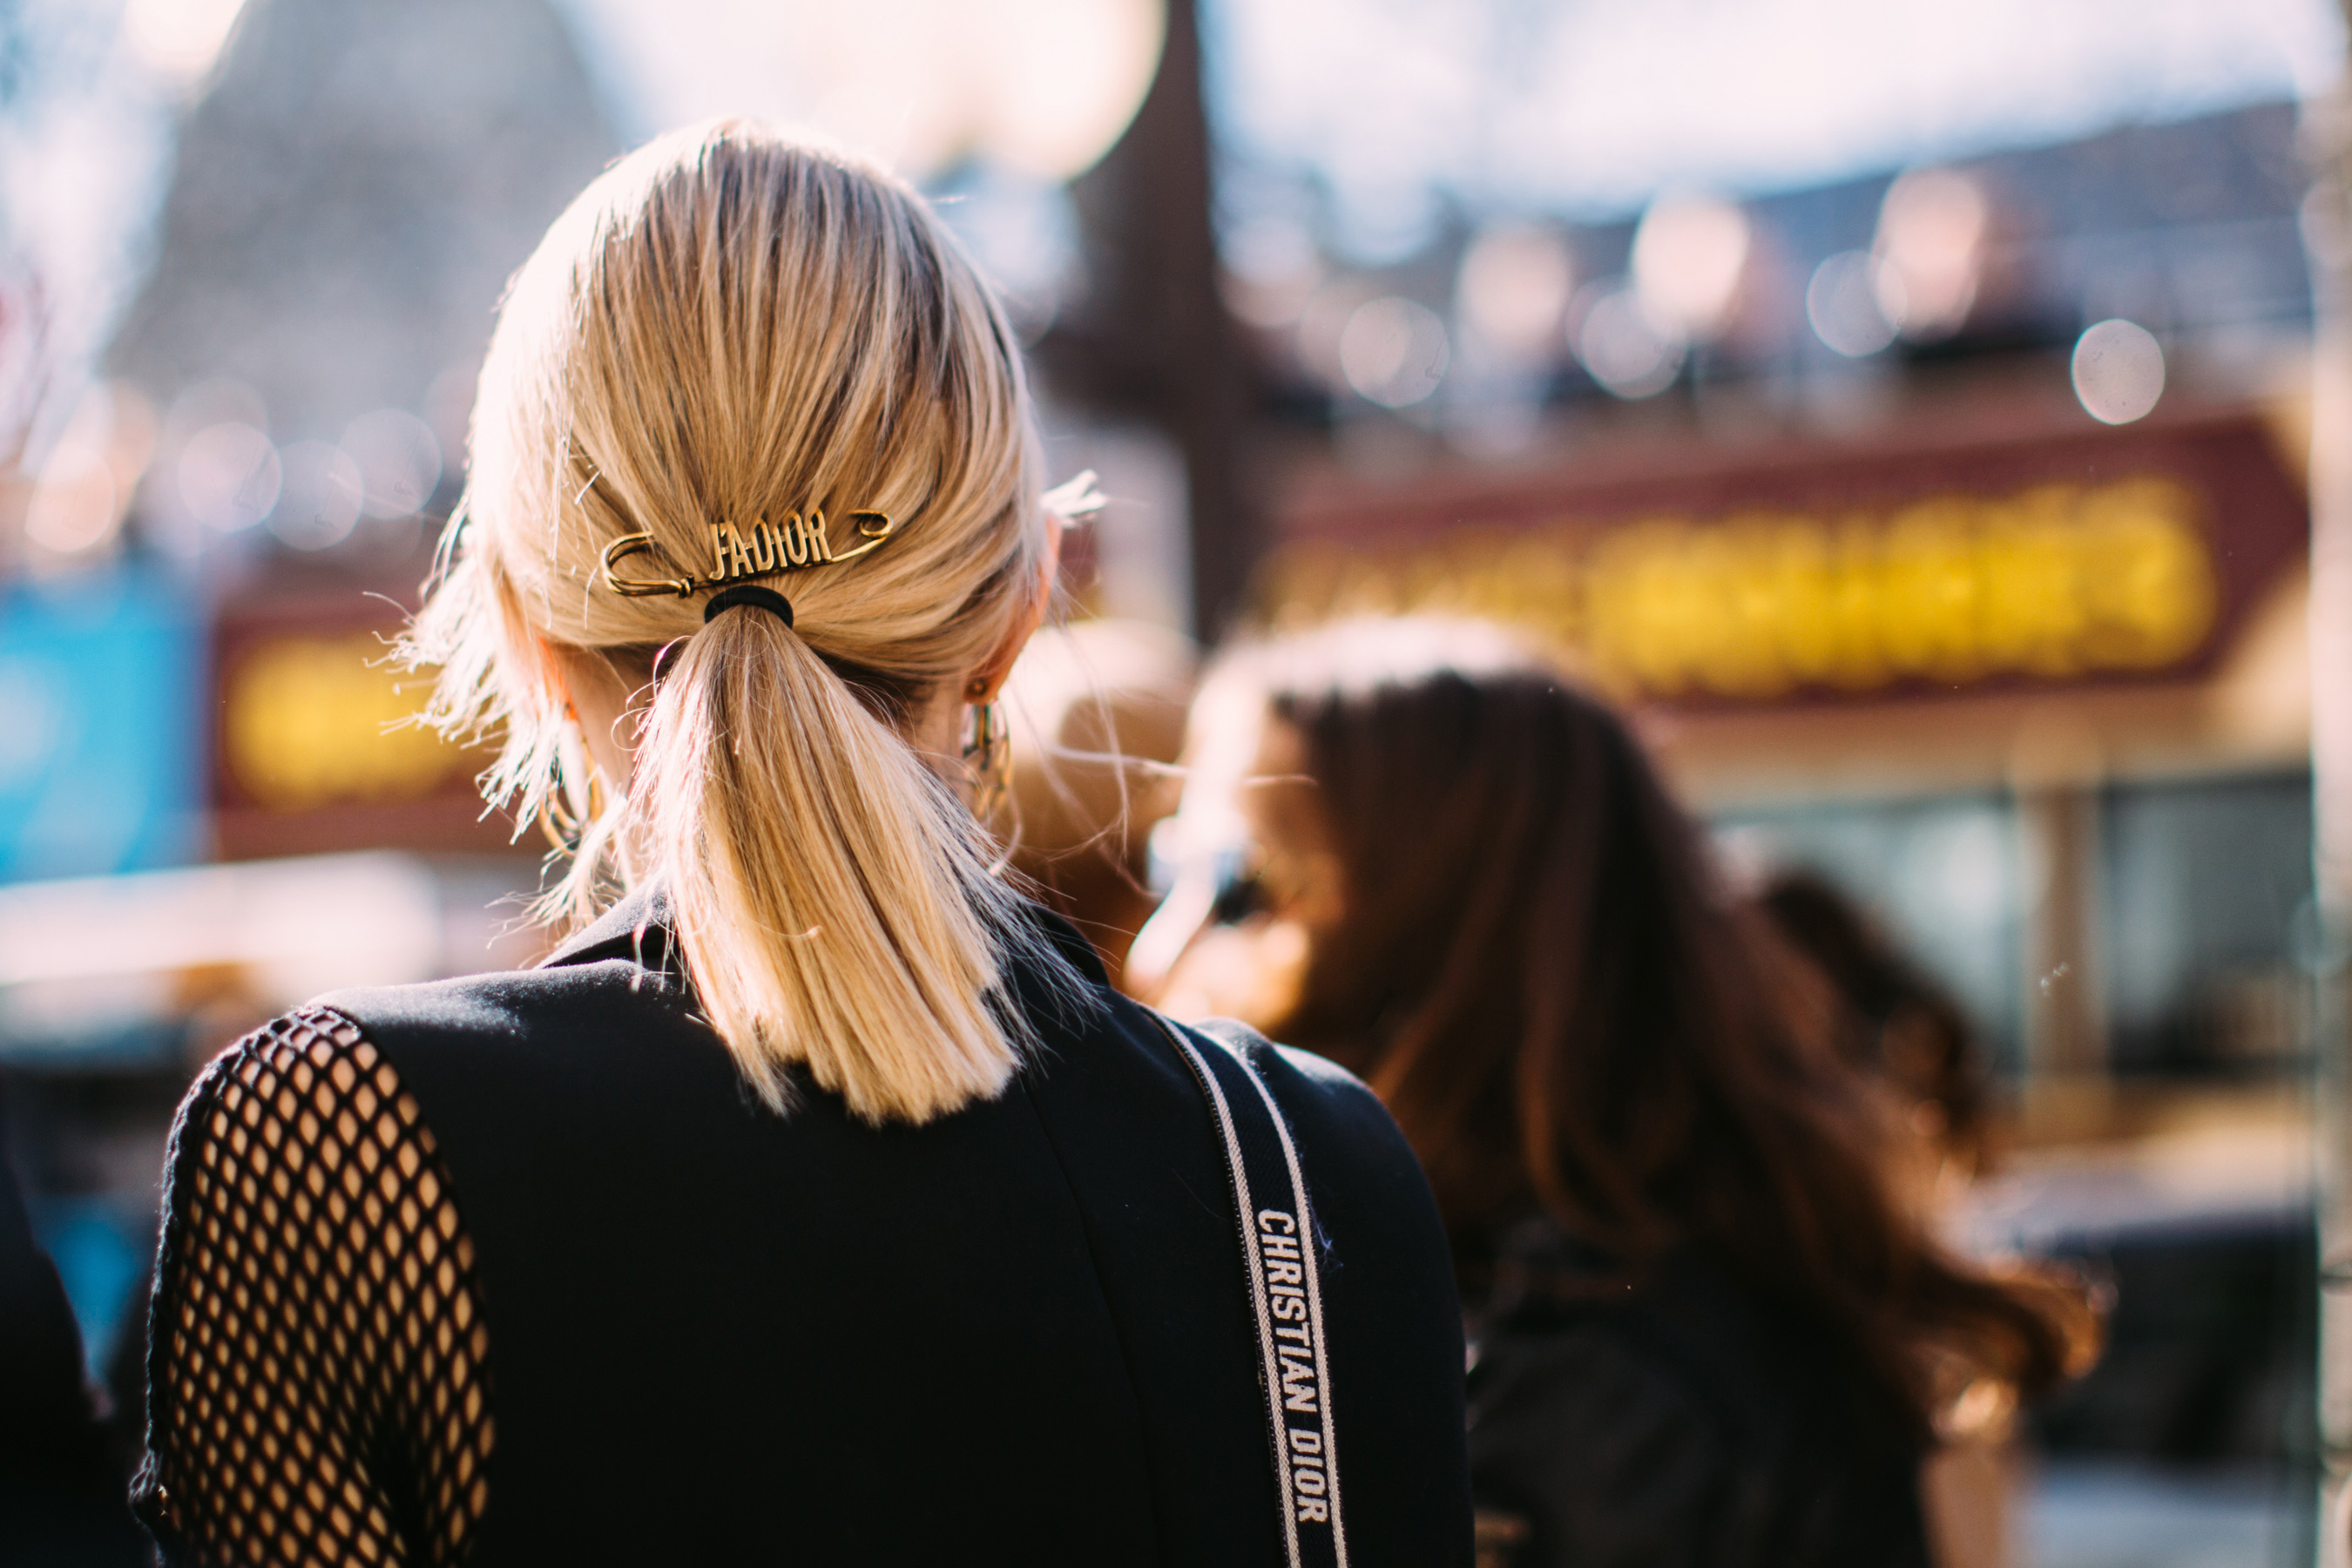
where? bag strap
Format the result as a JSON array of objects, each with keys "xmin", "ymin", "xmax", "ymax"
[{"xmin": 1152, "ymin": 1016, "xmax": 1350, "ymax": 1568}]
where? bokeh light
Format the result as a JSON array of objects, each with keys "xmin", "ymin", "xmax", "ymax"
[
  {"xmin": 268, "ymin": 442, "xmax": 365, "ymax": 551},
  {"xmin": 1339, "ymin": 297, "xmax": 1450, "ymax": 408},
  {"xmin": 25, "ymin": 463, "xmax": 117, "ymax": 558},
  {"xmin": 24, "ymin": 386, "xmax": 146, "ymax": 558},
  {"xmin": 339, "ymin": 409, "xmax": 442, "ymax": 519},
  {"xmin": 1455, "ymin": 225, "xmax": 1575, "ymax": 363},
  {"xmin": 2072, "ymin": 318, "xmax": 2166, "ymax": 424},
  {"xmin": 1631, "ymin": 194, "xmax": 1751, "ymax": 342},
  {"xmin": 1574, "ymin": 287, "xmax": 1686, "ymax": 399},
  {"xmin": 1806, "ymin": 250, "xmax": 1901, "ymax": 357},
  {"xmin": 1876, "ymin": 168, "xmax": 1990, "ymax": 341},
  {"xmin": 565, "ymin": 0, "xmax": 1163, "ymax": 182},
  {"xmin": 120, "ymin": 0, "xmax": 251, "ymax": 86},
  {"xmin": 178, "ymin": 422, "xmax": 280, "ymax": 532}
]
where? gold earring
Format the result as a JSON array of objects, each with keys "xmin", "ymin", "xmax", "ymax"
[
  {"xmin": 963, "ymin": 701, "xmax": 1010, "ymax": 820},
  {"xmin": 537, "ymin": 767, "xmax": 611, "ymax": 854},
  {"xmin": 538, "ymin": 700, "xmax": 611, "ymax": 853}
]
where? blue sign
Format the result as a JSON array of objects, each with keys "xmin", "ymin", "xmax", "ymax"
[{"xmin": 0, "ymin": 570, "xmax": 204, "ymax": 882}]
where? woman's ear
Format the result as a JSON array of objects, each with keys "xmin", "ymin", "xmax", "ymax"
[
  {"xmin": 544, "ymin": 639, "xmax": 639, "ymax": 790},
  {"xmin": 965, "ymin": 517, "xmax": 1064, "ymax": 705}
]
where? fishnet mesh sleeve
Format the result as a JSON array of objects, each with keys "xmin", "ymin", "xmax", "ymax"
[{"xmin": 132, "ymin": 1006, "xmax": 493, "ymax": 1566}]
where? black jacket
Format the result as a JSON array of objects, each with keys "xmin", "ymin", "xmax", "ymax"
[
  {"xmin": 1465, "ymin": 1220, "xmax": 1930, "ymax": 1567},
  {"xmin": 318, "ymin": 892, "xmax": 1474, "ymax": 1565}
]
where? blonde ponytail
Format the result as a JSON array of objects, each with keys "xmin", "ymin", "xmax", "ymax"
[
  {"xmin": 407, "ymin": 120, "xmax": 1079, "ymax": 1123},
  {"xmin": 645, "ymin": 610, "xmax": 1036, "ymax": 1119}
]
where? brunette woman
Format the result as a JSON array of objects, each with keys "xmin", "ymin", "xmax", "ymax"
[
  {"xmin": 131, "ymin": 125, "xmax": 1471, "ymax": 1565},
  {"xmin": 1134, "ymin": 618, "xmax": 2092, "ymax": 1568}
]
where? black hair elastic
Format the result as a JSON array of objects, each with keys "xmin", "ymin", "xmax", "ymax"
[
  {"xmin": 702, "ymin": 584, "xmax": 794, "ymax": 628},
  {"xmin": 648, "ymin": 585, "xmax": 794, "ymax": 688}
]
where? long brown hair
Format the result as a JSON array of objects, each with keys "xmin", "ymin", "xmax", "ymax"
[
  {"xmin": 1213, "ymin": 618, "xmax": 2090, "ymax": 1436},
  {"xmin": 1760, "ymin": 868, "xmax": 1992, "ymax": 1176}
]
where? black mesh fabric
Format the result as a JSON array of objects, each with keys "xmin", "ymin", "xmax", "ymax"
[{"xmin": 133, "ymin": 1006, "xmax": 492, "ymax": 1565}]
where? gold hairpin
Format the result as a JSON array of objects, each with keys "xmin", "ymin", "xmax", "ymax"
[{"xmin": 600, "ymin": 510, "xmax": 897, "ymax": 598}]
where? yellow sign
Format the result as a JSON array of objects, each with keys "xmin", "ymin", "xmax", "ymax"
[
  {"xmin": 1256, "ymin": 476, "xmax": 2217, "ymax": 701},
  {"xmin": 222, "ymin": 634, "xmax": 470, "ymax": 811}
]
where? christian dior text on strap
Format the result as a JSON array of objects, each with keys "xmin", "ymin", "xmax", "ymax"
[{"xmin": 1155, "ymin": 1017, "xmax": 1349, "ymax": 1568}]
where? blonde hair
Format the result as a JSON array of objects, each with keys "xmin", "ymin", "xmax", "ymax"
[{"xmin": 408, "ymin": 120, "xmax": 1076, "ymax": 1124}]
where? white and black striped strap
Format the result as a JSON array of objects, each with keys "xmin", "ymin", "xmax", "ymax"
[{"xmin": 1156, "ymin": 1017, "xmax": 1349, "ymax": 1568}]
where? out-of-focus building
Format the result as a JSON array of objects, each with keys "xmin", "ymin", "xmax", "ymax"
[
  {"xmin": 112, "ymin": 0, "xmax": 610, "ymax": 462},
  {"xmin": 1, "ymin": 0, "xmax": 612, "ymax": 1396}
]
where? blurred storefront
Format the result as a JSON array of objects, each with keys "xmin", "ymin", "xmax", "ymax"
[
  {"xmin": 1255, "ymin": 393, "xmax": 2312, "ymax": 1095},
  {"xmin": 210, "ymin": 585, "xmax": 512, "ymax": 859}
]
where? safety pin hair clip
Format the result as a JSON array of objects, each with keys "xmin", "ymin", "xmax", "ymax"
[{"xmin": 600, "ymin": 510, "xmax": 896, "ymax": 598}]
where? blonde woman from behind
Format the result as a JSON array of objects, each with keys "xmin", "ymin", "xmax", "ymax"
[{"xmin": 131, "ymin": 123, "xmax": 1471, "ymax": 1567}]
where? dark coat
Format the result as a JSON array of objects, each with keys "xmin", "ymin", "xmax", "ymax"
[
  {"xmin": 1465, "ymin": 1220, "xmax": 1932, "ymax": 1568},
  {"xmin": 318, "ymin": 892, "xmax": 1475, "ymax": 1565}
]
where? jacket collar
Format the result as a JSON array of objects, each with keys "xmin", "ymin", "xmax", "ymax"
[
  {"xmin": 541, "ymin": 883, "xmax": 676, "ymax": 973},
  {"xmin": 539, "ymin": 881, "xmax": 1111, "ymax": 994}
]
